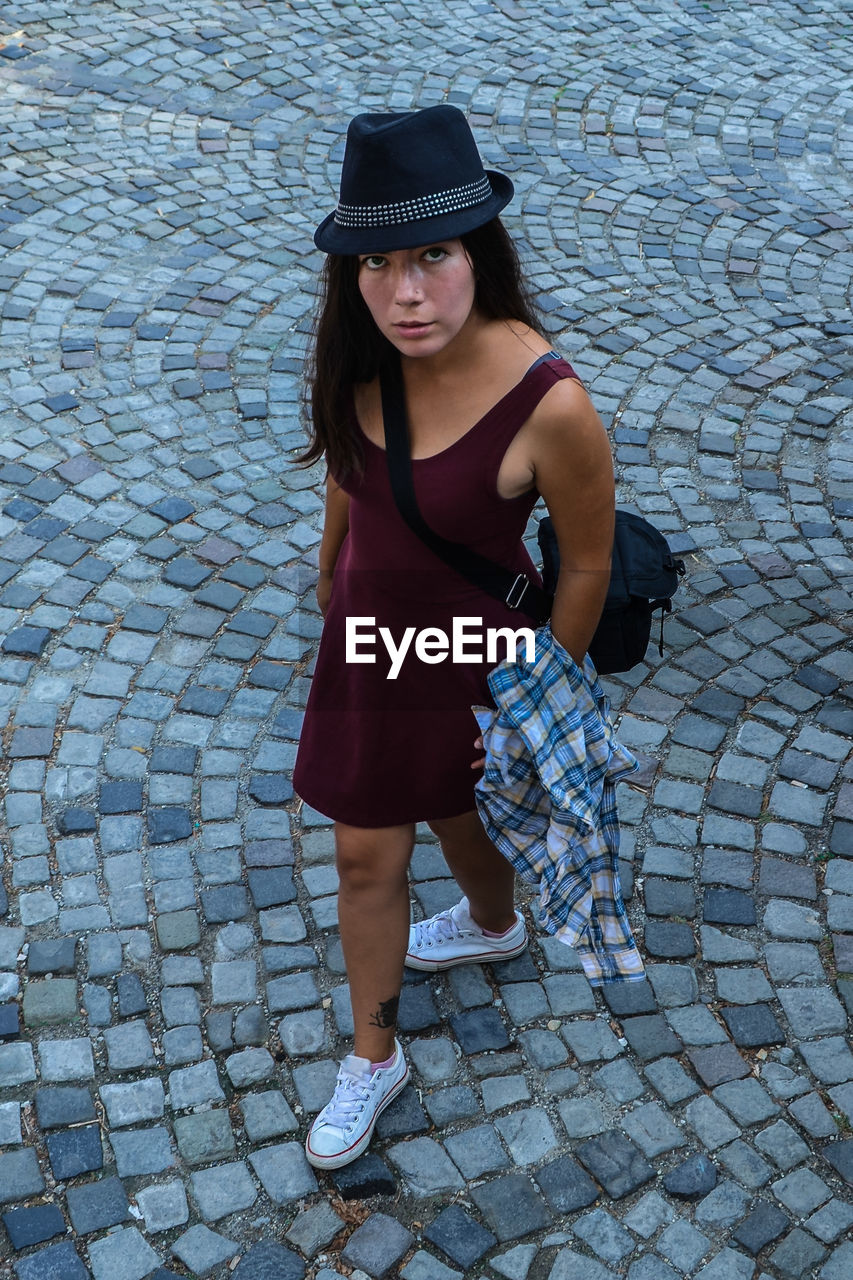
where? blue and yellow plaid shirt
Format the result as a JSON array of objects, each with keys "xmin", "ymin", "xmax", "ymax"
[{"xmin": 473, "ymin": 626, "xmax": 644, "ymax": 986}]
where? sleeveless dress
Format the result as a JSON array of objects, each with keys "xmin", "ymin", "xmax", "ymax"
[{"xmin": 292, "ymin": 354, "xmax": 580, "ymax": 828}]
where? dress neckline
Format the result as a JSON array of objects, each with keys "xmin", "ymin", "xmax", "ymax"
[{"xmin": 356, "ymin": 351, "xmax": 559, "ymax": 464}]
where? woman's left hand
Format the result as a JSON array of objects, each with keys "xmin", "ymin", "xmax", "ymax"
[
  {"xmin": 316, "ymin": 569, "xmax": 334, "ymax": 617},
  {"xmin": 530, "ymin": 376, "xmax": 615, "ymax": 662},
  {"xmin": 471, "ymin": 735, "xmax": 486, "ymax": 770}
]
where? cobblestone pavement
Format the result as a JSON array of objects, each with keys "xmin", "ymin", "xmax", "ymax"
[{"xmin": 0, "ymin": 1, "xmax": 851, "ymax": 1277}]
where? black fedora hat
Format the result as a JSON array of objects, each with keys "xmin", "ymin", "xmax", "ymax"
[{"xmin": 314, "ymin": 105, "xmax": 514, "ymax": 255}]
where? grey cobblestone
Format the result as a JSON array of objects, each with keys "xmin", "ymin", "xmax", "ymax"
[
  {"xmin": 136, "ymin": 1179, "xmax": 189, "ymax": 1234},
  {"xmin": 0, "ymin": 0, "xmax": 850, "ymax": 1271},
  {"xmin": 100, "ymin": 1078, "xmax": 165, "ymax": 1128},
  {"xmin": 171, "ymin": 1223, "xmax": 240, "ymax": 1275},
  {"xmin": 444, "ymin": 1124, "xmax": 510, "ymax": 1179},
  {"xmin": 175, "ymin": 1110, "xmax": 236, "ymax": 1167},
  {"xmin": 248, "ymin": 1142, "xmax": 318, "ymax": 1204},
  {"xmin": 407, "ymin": 1036, "xmax": 458, "ymax": 1083},
  {"xmin": 689, "ymin": 1044, "xmax": 749, "ymax": 1095},
  {"xmin": 109, "ymin": 1125, "xmax": 175, "ymax": 1178},
  {"xmin": 87, "ymin": 1226, "xmax": 160, "ymax": 1280},
  {"xmin": 622, "ymin": 1102, "xmax": 686, "ymax": 1158},
  {"xmin": 191, "ymin": 1161, "xmax": 258, "ymax": 1222},
  {"xmin": 168, "ymin": 1060, "xmax": 225, "ymax": 1110}
]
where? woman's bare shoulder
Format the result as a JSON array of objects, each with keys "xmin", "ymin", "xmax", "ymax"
[
  {"xmin": 523, "ymin": 371, "xmax": 609, "ymax": 472},
  {"xmin": 499, "ymin": 320, "xmax": 554, "ymax": 360}
]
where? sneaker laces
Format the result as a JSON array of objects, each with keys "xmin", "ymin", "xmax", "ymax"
[
  {"xmin": 318, "ymin": 1058, "xmax": 374, "ymax": 1132},
  {"xmin": 411, "ymin": 906, "xmax": 466, "ymax": 949}
]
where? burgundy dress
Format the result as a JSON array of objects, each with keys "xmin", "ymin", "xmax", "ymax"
[{"xmin": 293, "ymin": 355, "xmax": 579, "ymax": 827}]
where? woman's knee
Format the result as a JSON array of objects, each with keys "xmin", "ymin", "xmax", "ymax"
[
  {"xmin": 426, "ymin": 816, "xmax": 452, "ymax": 844},
  {"xmin": 427, "ymin": 809, "xmax": 483, "ymax": 847},
  {"xmin": 334, "ymin": 823, "xmax": 413, "ymax": 893}
]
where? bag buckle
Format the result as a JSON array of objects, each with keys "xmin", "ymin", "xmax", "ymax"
[{"xmin": 505, "ymin": 574, "xmax": 530, "ymax": 610}]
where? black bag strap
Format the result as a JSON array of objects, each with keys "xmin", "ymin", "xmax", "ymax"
[{"xmin": 380, "ymin": 355, "xmax": 552, "ymax": 625}]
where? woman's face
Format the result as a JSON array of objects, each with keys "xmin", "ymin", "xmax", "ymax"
[{"xmin": 356, "ymin": 239, "xmax": 477, "ymax": 357}]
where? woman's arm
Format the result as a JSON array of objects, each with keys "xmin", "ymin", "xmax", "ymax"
[
  {"xmin": 317, "ymin": 473, "xmax": 351, "ymax": 616},
  {"xmin": 529, "ymin": 378, "xmax": 615, "ymax": 665}
]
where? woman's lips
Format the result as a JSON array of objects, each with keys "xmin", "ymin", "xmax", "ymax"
[{"xmin": 395, "ymin": 321, "xmax": 433, "ymax": 335}]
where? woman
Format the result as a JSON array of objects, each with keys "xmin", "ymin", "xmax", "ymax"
[{"xmin": 293, "ymin": 105, "xmax": 615, "ymax": 1170}]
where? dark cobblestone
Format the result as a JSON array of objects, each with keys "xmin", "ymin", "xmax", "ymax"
[
  {"xmin": 2, "ymin": 1204, "xmax": 66, "ymax": 1250},
  {"xmin": 603, "ymin": 979, "xmax": 657, "ymax": 1017},
  {"xmin": 703, "ymin": 889, "xmax": 757, "ymax": 926},
  {"xmin": 0, "ymin": 1, "xmax": 850, "ymax": 1272},
  {"xmin": 34, "ymin": 1087, "xmax": 95, "ymax": 1129},
  {"xmin": 13, "ymin": 1240, "xmax": 89, "ymax": 1279},
  {"xmin": 470, "ymin": 1173, "xmax": 552, "ymax": 1241},
  {"xmin": 664, "ymin": 1154, "xmax": 718, "ymax": 1200},
  {"xmin": 449, "ymin": 1008, "xmax": 510, "ymax": 1053},
  {"xmin": 66, "ymin": 1176, "xmax": 129, "ymax": 1235},
  {"xmin": 341, "ymin": 1212, "xmax": 413, "ymax": 1276},
  {"xmin": 732, "ymin": 1200, "xmax": 790, "ymax": 1255},
  {"xmin": 823, "ymin": 1141, "xmax": 853, "ymax": 1186},
  {"xmin": 622, "ymin": 1014, "xmax": 683, "ymax": 1061},
  {"xmin": 45, "ymin": 1124, "xmax": 103, "ymax": 1180},
  {"xmin": 688, "ymin": 1044, "xmax": 751, "ymax": 1088},
  {"xmin": 535, "ymin": 1155, "xmax": 600, "ymax": 1212},
  {"xmin": 232, "ymin": 1243, "xmax": 305, "ymax": 1280},
  {"xmin": 27, "ymin": 938, "xmax": 76, "ymax": 975},
  {"xmin": 722, "ymin": 1004, "xmax": 786, "ymax": 1047},
  {"xmin": 768, "ymin": 1227, "xmax": 827, "ymax": 1278},
  {"xmin": 577, "ymin": 1132, "xmax": 656, "ymax": 1199},
  {"xmin": 424, "ymin": 1204, "xmax": 496, "ymax": 1269},
  {"xmin": 331, "ymin": 1153, "xmax": 397, "ymax": 1201}
]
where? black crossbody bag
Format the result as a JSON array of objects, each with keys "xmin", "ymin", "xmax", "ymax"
[{"xmin": 380, "ymin": 355, "xmax": 685, "ymax": 675}]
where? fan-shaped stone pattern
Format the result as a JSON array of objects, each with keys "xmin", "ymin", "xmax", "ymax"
[{"xmin": 0, "ymin": 2, "xmax": 851, "ymax": 1278}]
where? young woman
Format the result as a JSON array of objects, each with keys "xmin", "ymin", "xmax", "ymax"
[{"xmin": 293, "ymin": 105, "xmax": 615, "ymax": 1169}]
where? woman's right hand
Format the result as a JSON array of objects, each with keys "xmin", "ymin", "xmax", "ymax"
[{"xmin": 316, "ymin": 570, "xmax": 334, "ymax": 617}]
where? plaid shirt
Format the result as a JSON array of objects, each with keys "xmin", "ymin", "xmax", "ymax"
[{"xmin": 473, "ymin": 626, "xmax": 645, "ymax": 986}]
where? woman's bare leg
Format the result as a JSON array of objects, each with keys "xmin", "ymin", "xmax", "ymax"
[
  {"xmin": 427, "ymin": 809, "xmax": 516, "ymax": 933},
  {"xmin": 334, "ymin": 820, "xmax": 415, "ymax": 1063}
]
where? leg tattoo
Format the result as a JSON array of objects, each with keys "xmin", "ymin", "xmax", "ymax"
[{"xmin": 368, "ymin": 995, "xmax": 399, "ymax": 1030}]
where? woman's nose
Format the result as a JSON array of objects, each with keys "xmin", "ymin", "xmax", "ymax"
[{"xmin": 393, "ymin": 264, "xmax": 424, "ymax": 302}]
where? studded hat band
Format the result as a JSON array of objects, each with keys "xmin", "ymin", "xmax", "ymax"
[
  {"xmin": 333, "ymin": 175, "xmax": 492, "ymax": 229},
  {"xmin": 315, "ymin": 107, "xmax": 514, "ymax": 252}
]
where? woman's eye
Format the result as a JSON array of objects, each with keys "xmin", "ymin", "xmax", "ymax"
[
  {"xmin": 424, "ymin": 247, "xmax": 447, "ymax": 261},
  {"xmin": 362, "ymin": 255, "xmax": 386, "ymax": 269}
]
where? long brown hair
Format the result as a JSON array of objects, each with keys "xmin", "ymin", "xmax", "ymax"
[{"xmin": 298, "ymin": 218, "xmax": 541, "ymax": 479}]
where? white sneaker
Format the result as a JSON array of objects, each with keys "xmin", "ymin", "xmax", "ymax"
[
  {"xmin": 405, "ymin": 897, "xmax": 527, "ymax": 972},
  {"xmin": 304, "ymin": 1039, "xmax": 409, "ymax": 1170}
]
